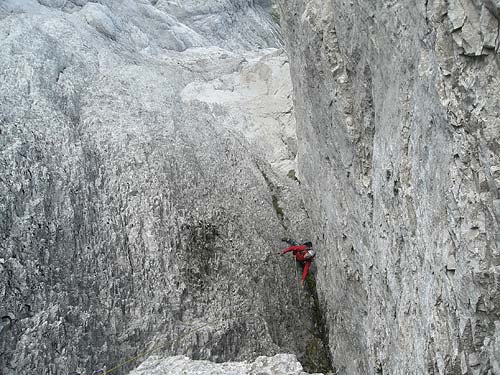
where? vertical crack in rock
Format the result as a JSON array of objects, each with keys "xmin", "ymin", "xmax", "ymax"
[
  {"xmin": 255, "ymin": 161, "xmax": 288, "ymax": 229},
  {"xmin": 302, "ymin": 272, "xmax": 334, "ymax": 373}
]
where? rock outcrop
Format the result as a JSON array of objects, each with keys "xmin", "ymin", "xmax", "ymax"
[
  {"xmin": 278, "ymin": 0, "xmax": 500, "ymax": 374},
  {"xmin": 0, "ymin": 1, "xmax": 331, "ymax": 374},
  {"xmin": 128, "ymin": 353, "xmax": 322, "ymax": 375}
]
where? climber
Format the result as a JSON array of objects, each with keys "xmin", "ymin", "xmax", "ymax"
[{"xmin": 279, "ymin": 238, "xmax": 316, "ymax": 285}]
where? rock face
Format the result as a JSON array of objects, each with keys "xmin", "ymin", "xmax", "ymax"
[
  {"xmin": 278, "ymin": 0, "xmax": 500, "ymax": 374},
  {"xmin": 0, "ymin": 1, "xmax": 331, "ymax": 374},
  {"xmin": 128, "ymin": 353, "xmax": 322, "ymax": 375}
]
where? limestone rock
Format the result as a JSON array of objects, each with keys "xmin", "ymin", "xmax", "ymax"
[
  {"xmin": 79, "ymin": 3, "xmax": 120, "ymax": 40},
  {"xmin": 278, "ymin": 0, "xmax": 500, "ymax": 374},
  {"xmin": 0, "ymin": 1, "xmax": 331, "ymax": 375},
  {"xmin": 128, "ymin": 353, "xmax": 323, "ymax": 375}
]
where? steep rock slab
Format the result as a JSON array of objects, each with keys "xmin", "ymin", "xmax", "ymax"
[
  {"xmin": 180, "ymin": 48, "xmax": 297, "ymax": 179},
  {"xmin": 278, "ymin": 0, "xmax": 500, "ymax": 374},
  {"xmin": 0, "ymin": 1, "xmax": 330, "ymax": 374}
]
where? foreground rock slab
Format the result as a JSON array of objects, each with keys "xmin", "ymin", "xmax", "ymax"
[{"xmin": 128, "ymin": 353, "xmax": 323, "ymax": 375}]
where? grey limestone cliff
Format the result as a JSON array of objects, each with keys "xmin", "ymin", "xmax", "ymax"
[
  {"xmin": 0, "ymin": 1, "xmax": 331, "ymax": 374},
  {"xmin": 3, "ymin": 0, "xmax": 497, "ymax": 374},
  {"xmin": 278, "ymin": 0, "xmax": 500, "ymax": 374}
]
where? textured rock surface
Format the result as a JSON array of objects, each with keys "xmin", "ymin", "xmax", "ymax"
[
  {"xmin": 0, "ymin": 1, "xmax": 331, "ymax": 375},
  {"xmin": 128, "ymin": 353, "xmax": 322, "ymax": 375},
  {"xmin": 279, "ymin": 0, "xmax": 500, "ymax": 374}
]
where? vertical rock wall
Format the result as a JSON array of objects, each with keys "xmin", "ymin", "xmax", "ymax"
[
  {"xmin": 0, "ymin": 1, "xmax": 331, "ymax": 374},
  {"xmin": 278, "ymin": 0, "xmax": 500, "ymax": 374}
]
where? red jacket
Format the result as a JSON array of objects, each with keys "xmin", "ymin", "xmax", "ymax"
[{"xmin": 280, "ymin": 245, "xmax": 312, "ymax": 284}]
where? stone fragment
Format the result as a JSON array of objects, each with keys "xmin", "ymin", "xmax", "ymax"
[
  {"xmin": 447, "ymin": 252, "xmax": 457, "ymax": 271},
  {"xmin": 468, "ymin": 352, "xmax": 480, "ymax": 367},
  {"xmin": 461, "ymin": 18, "xmax": 484, "ymax": 55},
  {"xmin": 80, "ymin": 3, "xmax": 119, "ymax": 40},
  {"xmin": 480, "ymin": 5, "xmax": 499, "ymax": 49},
  {"xmin": 448, "ymin": 0, "xmax": 466, "ymax": 30}
]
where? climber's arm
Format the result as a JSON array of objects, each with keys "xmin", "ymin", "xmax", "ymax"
[{"xmin": 280, "ymin": 245, "xmax": 307, "ymax": 255}]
